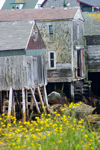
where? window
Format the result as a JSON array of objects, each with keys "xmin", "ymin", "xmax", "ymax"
[
  {"xmin": 48, "ymin": 51, "xmax": 56, "ymax": 69},
  {"xmin": 11, "ymin": 4, "xmax": 24, "ymax": 9},
  {"xmin": 49, "ymin": 25, "xmax": 53, "ymax": 39}
]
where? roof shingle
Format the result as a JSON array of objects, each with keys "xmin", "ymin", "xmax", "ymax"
[
  {"xmin": 0, "ymin": 7, "xmax": 79, "ymax": 22},
  {"xmin": 0, "ymin": 21, "xmax": 34, "ymax": 50}
]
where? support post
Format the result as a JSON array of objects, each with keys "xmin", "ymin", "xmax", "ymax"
[
  {"xmin": 25, "ymin": 90, "xmax": 29, "ymax": 118},
  {"xmin": 0, "ymin": 92, "xmax": 2, "ymax": 114},
  {"xmin": 8, "ymin": 87, "xmax": 13, "ymax": 119},
  {"xmin": 12, "ymin": 91, "xmax": 15, "ymax": 117},
  {"xmin": 30, "ymin": 88, "xmax": 41, "ymax": 114},
  {"xmin": 37, "ymin": 86, "xmax": 46, "ymax": 113},
  {"xmin": 30, "ymin": 95, "xmax": 34, "ymax": 110},
  {"xmin": 2, "ymin": 91, "xmax": 5, "ymax": 114},
  {"xmin": 71, "ymin": 82, "xmax": 74, "ymax": 102},
  {"xmin": 43, "ymin": 85, "xmax": 48, "ymax": 108},
  {"xmin": 22, "ymin": 88, "xmax": 26, "ymax": 123}
]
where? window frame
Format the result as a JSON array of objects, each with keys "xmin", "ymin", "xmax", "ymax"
[{"xmin": 48, "ymin": 51, "xmax": 56, "ymax": 69}]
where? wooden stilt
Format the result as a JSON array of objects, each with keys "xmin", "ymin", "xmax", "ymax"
[
  {"xmin": 12, "ymin": 91, "xmax": 15, "ymax": 117},
  {"xmin": 61, "ymin": 83, "xmax": 64, "ymax": 93},
  {"xmin": 71, "ymin": 82, "xmax": 74, "ymax": 102},
  {"xmin": 2, "ymin": 91, "xmax": 5, "ymax": 114},
  {"xmin": 30, "ymin": 95, "xmax": 34, "ymax": 110},
  {"xmin": 25, "ymin": 90, "xmax": 29, "ymax": 118},
  {"xmin": 22, "ymin": 88, "xmax": 26, "ymax": 123},
  {"xmin": 0, "ymin": 92, "xmax": 2, "ymax": 114},
  {"xmin": 30, "ymin": 88, "xmax": 41, "ymax": 114},
  {"xmin": 8, "ymin": 87, "xmax": 13, "ymax": 119},
  {"xmin": 18, "ymin": 90, "xmax": 22, "ymax": 116},
  {"xmin": 43, "ymin": 85, "xmax": 48, "ymax": 108},
  {"xmin": 37, "ymin": 86, "xmax": 46, "ymax": 113}
]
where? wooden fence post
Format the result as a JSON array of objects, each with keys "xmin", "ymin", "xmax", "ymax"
[{"xmin": 22, "ymin": 88, "xmax": 26, "ymax": 123}]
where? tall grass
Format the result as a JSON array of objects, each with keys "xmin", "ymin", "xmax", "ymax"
[{"xmin": 0, "ymin": 102, "xmax": 100, "ymax": 150}]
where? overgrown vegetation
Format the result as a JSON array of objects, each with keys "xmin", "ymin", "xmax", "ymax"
[{"xmin": 0, "ymin": 102, "xmax": 100, "ymax": 150}]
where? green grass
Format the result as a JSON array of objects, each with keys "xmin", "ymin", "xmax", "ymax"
[{"xmin": 0, "ymin": 103, "xmax": 100, "ymax": 150}]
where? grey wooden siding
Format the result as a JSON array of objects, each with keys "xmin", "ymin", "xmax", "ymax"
[
  {"xmin": 87, "ymin": 45, "xmax": 100, "ymax": 72},
  {"xmin": 0, "ymin": 55, "xmax": 47, "ymax": 91}
]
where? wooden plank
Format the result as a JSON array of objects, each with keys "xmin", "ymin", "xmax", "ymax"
[
  {"xmin": 22, "ymin": 88, "xmax": 26, "ymax": 123},
  {"xmin": 37, "ymin": 86, "xmax": 46, "ymax": 113},
  {"xmin": 30, "ymin": 88, "xmax": 41, "ymax": 114},
  {"xmin": 8, "ymin": 87, "xmax": 13, "ymax": 119}
]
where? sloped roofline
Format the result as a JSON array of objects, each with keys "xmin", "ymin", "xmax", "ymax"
[
  {"xmin": 77, "ymin": 0, "xmax": 100, "ymax": 7},
  {"xmin": 40, "ymin": 0, "xmax": 47, "ymax": 7},
  {"xmin": 0, "ymin": 7, "xmax": 83, "ymax": 22}
]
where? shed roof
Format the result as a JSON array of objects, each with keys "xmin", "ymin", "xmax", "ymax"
[
  {"xmin": 0, "ymin": 21, "xmax": 34, "ymax": 51},
  {"xmin": 83, "ymin": 12, "xmax": 100, "ymax": 36},
  {"xmin": 0, "ymin": 7, "xmax": 82, "ymax": 22},
  {"xmin": 41, "ymin": 0, "xmax": 79, "ymax": 7},
  {"xmin": 2, "ymin": 0, "xmax": 38, "ymax": 9},
  {"xmin": 77, "ymin": 0, "xmax": 100, "ymax": 7}
]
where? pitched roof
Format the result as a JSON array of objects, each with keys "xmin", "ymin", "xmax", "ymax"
[
  {"xmin": 0, "ymin": 21, "xmax": 34, "ymax": 50},
  {"xmin": 77, "ymin": 0, "xmax": 100, "ymax": 7},
  {"xmin": 41, "ymin": 0, "xmax": 79, "ymax": 7},
  {"xmin": 0, "ymin": 7, "xmax": 80, "ymax": 22},
  {"xmin": 83, "ymin": 13, "xmax": 100, "ymax": 36},
  {"xmin": 2, "ymin": 0, "xmax": 38, "ymax": 9}
]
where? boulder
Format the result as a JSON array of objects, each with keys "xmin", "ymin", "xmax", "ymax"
[
  {"xmin": 85, "ymin": 114, "xmax": 100, "ymax": 131},
  {"xmin": 72, "ymin": 102, "xmax": 96, "ymax": 119},
  {"xmin": 48, "ymin": 91, "xmax": 68, "ymax": 105}
]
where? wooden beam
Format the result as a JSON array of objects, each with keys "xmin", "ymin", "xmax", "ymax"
[
  {"xmin": 30, "ymin": 95, "xmax": 34, "ymax": 110},
  {"xmin": 25, "ymin": 90, "xmax": 29, "ymax": 118},
  {"xmin": 0, "ymin": 92, "xmax": 2, "ymax": 114},
  {"xmin": 30, "ymin": 88, "xmax": 41, "ymax": 114},
  {"xmin": 12, "ymin": 91, "xmax": 15, "ymax": 117},
  {"xmin": 2, "ymin": 91, "xmax": 5, "ymax": 114},
  {"xmin": 37, "ymin": 86, "xmax": 46, "ymax": 113},
  {"xmin": 22, "ymin": 88, "xmax": 26, "ymax": 123},
  {"xmin": 43, "ymin": 85, "xmax": 48, "ymax": 108},
  {"xmin": 8, "ymin": 87, "xmax": 13, "ymax": 119}
]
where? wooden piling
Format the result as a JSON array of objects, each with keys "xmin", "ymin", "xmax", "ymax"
[
  {"xmin": 0, "ymin": 92, "xmax": 2, "ymax": 114},
  {"xmin": 22, "ymin": 88, "xmax": 26, "ymax": 123},
  {"xmin": 8, "ymin": 87, "xmax": 13, "ymax": 119},
  {"xmin": 12, "ymin": 91, "xmax": 15, "ymax": 117},
  {"xmin": 43, "ymin": 85, "xmax": 48, "ymax": 108},
  {"xmin": 25, "ymin": 90, "xmax": 29, "ymax": 118},
  {"xmin": 37, "ymin": 86, "xmax": 46, "ymax": 113},
  {"xmin": 30, "ymin": 88, "xmax": 41, "ymax": 114}
]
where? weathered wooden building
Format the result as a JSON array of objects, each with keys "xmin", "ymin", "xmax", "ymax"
[
  {"xmin": 0, "ymin": 20, "xmax": 48, "ymax": 121},
  {"xmin": 0, "ymin": 7, "xmax": 85, "ymax": 101},
  {"xmin": 83, "ymin": 12, "xmax": 100, "ymax": 96}
]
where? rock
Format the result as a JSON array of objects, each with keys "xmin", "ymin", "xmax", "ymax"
[
  {"xmin": 85, "ymin": 114, "xmax": 100, "ymax": 131},
  {"xmin": 48, "ymin": 91, "xmax": 62, "ymax": 105},
  {"xmin": 73, "ymin": 102, "xmax": 96, "ymax": 119},
  {"xmin": 48, "ymin": 91, "xmax": 68, "ymax": 105}
]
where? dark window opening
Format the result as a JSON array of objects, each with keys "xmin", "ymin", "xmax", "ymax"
[{"xmin": 50, "ymin": 52, "xmax": 54, "ymax": 67}]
